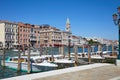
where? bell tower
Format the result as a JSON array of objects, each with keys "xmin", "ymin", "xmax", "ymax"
[{"xmin": 66, "ymin": 18, "xmax": 70, "ymax": 32}]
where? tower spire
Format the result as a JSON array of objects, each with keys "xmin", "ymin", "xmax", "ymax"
[{"xmin": 66, "ymin": 18, "xmax": 70, "ymax": 32}]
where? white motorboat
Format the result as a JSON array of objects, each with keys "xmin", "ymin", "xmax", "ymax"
[
  {"xmin": 38, "ymin": 55, "xmax": 75, "ymax": 64},
  {"xmin": 54, "ymin": 58, "xmax": 75, "ymax": 63},
  {"xmin": 53, "ymin": 55, "xmax": 75, "ymax": 64},
  {"xmin": 2, "ymin": 56, "xmax": 58, "ymax": 72}
]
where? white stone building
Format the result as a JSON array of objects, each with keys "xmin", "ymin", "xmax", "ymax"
[{"xmin": 0, "ymin": 21, "xmax": 18, "ymax": 48}]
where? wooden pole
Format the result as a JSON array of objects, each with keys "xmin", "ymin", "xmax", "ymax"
[
  {"xmin": 61, "ymin": 45, "xmax": 64, "ymax": 58},
  {"xmin": 112, "ymin": 43, "xmax": 115, "ymax": 55},
  {"xmin": 59, "ymin": 45, "xmax": 61, "ymax": 54},
  {"xmin": 52, "ymin": 44, "xmax": 54, "ymax": 62},
  {"xmin": 23, "ymin": 47, "xmax": 25, "ymax": 56},
  {"xmin": 74, "ymin": 45, "xmax": 78, "ymax": 66},
  {"xmin": 98, "ymin": 45, "xmax": 101, "ymax": 51},
  {"xmin": 27, "ymin": 46, "xmax": 31, "ymax": 73},
  {"xmin": 17, "ymin": 45, "xmax": 21, "ymax": 71},
  {"xmin": 1, "ymin": 48, "xmax": 5, "ymax": 67},
  {"xmin": 88, "ymin": 45, "xmax": 91, "ymax": 63},
  {"xmin": 68, "ymin": 38, "xmax": 70, "ymax": 60}
]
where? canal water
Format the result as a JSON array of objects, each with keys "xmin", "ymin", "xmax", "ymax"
[
  {"xmin": 0, "ymin": 50, "xmax": 27, "ymax": 79},
  {"xmin": 0, "ymin": 46, "xmax": 113, "ymax": 79}
]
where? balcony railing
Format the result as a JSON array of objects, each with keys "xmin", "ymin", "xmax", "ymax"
[
  {"xmin": 44, "ymin": 38, "xmax": 48, "ymax": 40},
  {"xmin": 52, "ymin": 38, "xmax": 62, "ymax": 40},
  {"xmin": 30, "ymin": 38, "xmax": 37, "ymax": 41}
]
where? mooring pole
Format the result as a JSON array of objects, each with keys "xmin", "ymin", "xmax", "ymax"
[
  {"xmin": 27, "ymin": 46, "xmax": 31, "ymax": 73},
  {"xmin": 88, "ymin": 45, "xmax": 91, "ymax": 63},
  {"xmin": 2, "ymin": 47, "xmax": 5, "ymax": 67},
  {"xmin": 61, "ymin": 45, "xmax": 64, "ymax": 58},
  {"xmin": 74, "ymin": 45, "xmax": 78, "ymax": 66},
  {"xmin": 17, "ymin": 45, "xmax": 21, "ymax": 71}
]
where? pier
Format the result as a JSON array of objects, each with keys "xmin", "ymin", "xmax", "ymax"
[{"xmin": 1, "ymin": 63, "xmax": 120, "ymax": 80}]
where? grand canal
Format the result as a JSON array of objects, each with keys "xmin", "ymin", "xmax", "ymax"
[
  {"xmin": 0, "ymin": 46, "xmax": 113, "ymax": 79},
  {"xmin": 0, "ymin": 50, "xmax": 27, "ymax": 79}
]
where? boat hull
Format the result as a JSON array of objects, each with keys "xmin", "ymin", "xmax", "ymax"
[{"xmin": 3, "ymin": 61, "xmax": 57, "ymax": 72}]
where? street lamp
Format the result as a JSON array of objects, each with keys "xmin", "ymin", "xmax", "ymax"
[{"xmin": 112, "ymin": 6, "xmax": 120, "ymax": 66}]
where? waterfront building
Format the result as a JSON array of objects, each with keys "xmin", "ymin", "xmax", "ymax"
[
  {"xmin": 0, "ymin": 18, "xmax": 103, "ymax": 50},
  {"xmin": 38, "ymin": 18, "xmax": 73, "ymax": 48},
  {"xmin": 71, "ymin": 35, "xmax": 80, "ymax": 45},
  {"xmin": 30, "ymin": 25, "xmax": 40, "ymax": 48},
  {"xmin": 0, "ymin": 20, "xmax": 18, "ymax": 48},
  {"xmin": 18, "ymin": 23, "xmax": 31, "ymax": 49},
  {"xmin": 79, "ymin": 36, "xmax": 87, "ymax": 45},
  {"xmin": 39, "ymin": 24, "xmax": 62, "ymax": 47},
  {"xmin": 18, "ymin": 23, "xmax": 41, "ymax": 49}
]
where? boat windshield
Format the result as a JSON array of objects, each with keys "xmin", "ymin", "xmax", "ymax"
[
  {"xmin": 11, "ymin": 58, "xmax": 27, "ymax": 62},
  {"xmin": 35, "ymin": 59, "xmax": 43, "ymax": 63}
]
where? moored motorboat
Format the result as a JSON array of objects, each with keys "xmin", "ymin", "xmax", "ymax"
[
  {"xmin": 53, "ymin": 55, "xmax": 75, "ymax": 64},
  {"xmin": 2, "ymin": 56, "xmax": 58, "ymax": 72}
]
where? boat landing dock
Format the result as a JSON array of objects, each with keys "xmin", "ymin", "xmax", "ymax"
[{"xmin": 1, "ymin": 63, "xmax": 120, "ymax": 80}]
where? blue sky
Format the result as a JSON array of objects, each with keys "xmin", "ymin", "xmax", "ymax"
[{"xmin": 0, "ymin": 0, "xmax": 119, "ymax": 40}]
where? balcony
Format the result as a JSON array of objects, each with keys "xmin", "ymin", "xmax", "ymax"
[
  {"xmin": 30, "ymin": 38, "xmax": 37, "ymax": 42},
  {"xmin": 52, "ymin": 38, "xmax": 62, "ymax": 41},
  {"xmin": 44, "ymin": 38, "xmax": 48, "ymax": 41}
]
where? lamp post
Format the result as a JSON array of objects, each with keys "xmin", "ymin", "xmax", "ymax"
[{"xmin": 112, "ymin": 6, "xmax": 120, "ymax": 66}]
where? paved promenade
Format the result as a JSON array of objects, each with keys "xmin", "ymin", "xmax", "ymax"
[{"xmin": 2, "ymin": 63, "xmax": 120, "ymax": 80}]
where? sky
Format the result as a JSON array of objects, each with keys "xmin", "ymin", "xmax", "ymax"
[{"xmin": 0, "ymin": 0, "xmax": 120, "ymax": 40}]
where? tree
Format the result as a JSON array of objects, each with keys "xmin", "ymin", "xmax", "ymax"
[{"xmin": 87, "ymin": 39, "xmax": 100, "ymax": 46}]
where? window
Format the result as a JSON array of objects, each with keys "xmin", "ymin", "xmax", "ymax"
[
  {"xmin": 26, "ymin": 39, "xmax": 27, "ymax": 42},
  {"xmin": 24, "ymin": 39, "xmax": 25, "ymax": 42},
  {"xmin": 31, "ymin": 28, "xmax": 33, "ymax": 32},
  {"xmin": 20, "ymin": 29, "xmax": 22, "ymax": 32},
  {"xmin": 16, "ymin": 29, "xmax": 18, "ymax": 33},
  {"xmin": 16, "ymin": 36, "xmax": 18, "ymax": 39},
  {"xmin": 25, "ymin": 28, "xmax": 27, "ymax": 32}
]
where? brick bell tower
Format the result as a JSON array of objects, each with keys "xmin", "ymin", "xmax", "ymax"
[{"xmin": 66, "ymin": 18, "xmax": 70, "ymax": 32}]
